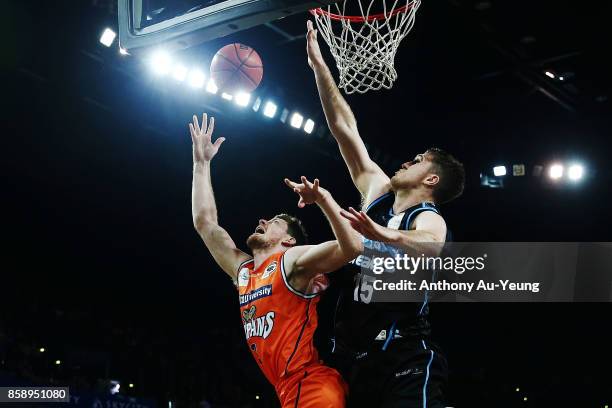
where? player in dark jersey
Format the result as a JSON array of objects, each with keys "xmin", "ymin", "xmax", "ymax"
[
  {"xmin": 189, "ymin": 113, "xmax": 362, "ymax": 407},
  {"xmin": 306, "ymin": 21, "xmax": 466, "ymax": 407}
]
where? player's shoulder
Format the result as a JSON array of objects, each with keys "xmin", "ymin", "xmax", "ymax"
[
  {"xmin": 281, "ymin": 245, "xmax": 312, "ymax": 269},
  {"xmin": 413, "ymin": 208, "xmax": 446, "ymax": 225},
  {"xmin": 363, "ymin": 184, "xmax": 393, "ymax": 211}
]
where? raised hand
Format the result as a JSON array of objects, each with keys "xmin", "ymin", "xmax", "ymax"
[
  {"xmin": 340, "ymin": 207, "xmax": 398, "ymax": 242},
  {"xmin": 189, "ymin": 113, "xmax": 225, "ymax": 163},
  {"xmin": 306, "ymin": 20, "xmax": 325, "ymax": 69},
  {"xmin": 284, "ymin": 176, "xmax": 327, "ymax": 208}
]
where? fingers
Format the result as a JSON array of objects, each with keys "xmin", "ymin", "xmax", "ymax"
[
  {"xmin": 298, "ymin": 197, "xmax": 305, "ymax": 208},
  {"xmin": 188, "ymin": 123, "xmax": 195, "ymax": 143},
  {"xmin": 201, "ymin": 113, "xmax": 207, "ymax": 133},
  {"xmin": 212, "ymin": 137, "xmax": 225, "ymax": 149},
  {"xmin": 193, "ymin": 115, "xmax": 200, "ymax": 134},
  {"xmin": 192, "ymin": 113, "xmax": 215, "ymax": 136},
  {"xmin": 340, "ymin": 209, "xmax": 360, "ymax": 223},
  {"xmin": 306, "ymin": 21, "xmax": 318, "ymax": 42},
  {"xmin": 348, "ymin": 207, "xmax": 364, "ymax": 220},
  {"xmin": 284, "ymin": 178, "xmax": 299, "ymax": 189},
  {"xmin": 313, "ymin": 178, "xmax": 320, "ymax": 190},
  {"xmin": 207, "ymin": 116, "xmax": 215, "ymax": 136},
  {"xmin": 300, "ymin": 176, "xmax": 314, "ymax": 189}
]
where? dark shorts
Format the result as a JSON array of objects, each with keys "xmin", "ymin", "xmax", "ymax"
[{"xmin": 335, "ymin": 339, "xmax": 448, "ymax": 408}]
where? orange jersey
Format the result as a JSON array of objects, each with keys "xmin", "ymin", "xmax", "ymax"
[{"xmin": 236, "ymin": 251, "xmax": 329, "ymax": 388}]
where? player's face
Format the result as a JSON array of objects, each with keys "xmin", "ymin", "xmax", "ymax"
[
  {"xmin": 246, "ymin": 216, "xmax": 293, "ymax": 250},
  {"xmin": 390, "ymin": 153, "xmax": 436, "ymax": 190}
]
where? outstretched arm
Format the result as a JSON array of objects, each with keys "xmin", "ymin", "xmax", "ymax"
[
  {"xmin": 283, "ymin": 177, "xmax": 363, "ymax": 280},
  {"xmin": 341, "ymin": 207, "xmax": 447, "ymax": 256},
  {"xmin": 190, "ymin": 114, "xmax": 251, "ymax": 279},
  {"xmin": 306, "ymin": 20, "xmax": 390, "ymax": 205}
]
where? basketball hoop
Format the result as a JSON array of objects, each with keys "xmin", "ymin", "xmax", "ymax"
[{"xmin": 310, "ymin": 0, "xmax": 421, "ymax": 94}]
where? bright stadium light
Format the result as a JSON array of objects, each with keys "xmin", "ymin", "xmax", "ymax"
[
  {"xmin": 221, "ymin": 92, "xmax": 233, "ymax": 100},
  {"xmin": 280, "ymin": 109, "xmax": 289, "ymax": 123},
  {"xmin": 263, "ymin": 102, "xmax": 277, "ymax": 118},
  {"xmin": 252, "ymin": 97, "xmax": 262, "ymax": 112},
  {"xmin": 493, "ymin": 165, "xmax": 507, "ymax": 176},
  {"xmin": 549, "ymin": 163, "xmax": 564, "ymax": 180},
  {"xmin": 39, "ymin": 347, "xmax": 45, "ymax": 353},
  {"xmin": 172, "ymin": 64, "xmax": 188, "ymax": 82},
  {"xmin": 55, "ymin": 360, "xmax": 61, "ymax": 365},
  {"xmin": 290, "ymin": 113, "xmax": 304, "ymax": 128},
  {"xmin": 545, "ymin": 71, "xmax": 555, "ymax": 79},
  {"xmin": 99, "ymin": 28, "xmax": 117, "ymax": 47},
  {"xmin": 129, "ymin": 383, "xmax": 134, "ymax": 388},
  {"xmin": 304, "ymin": 119, "xmax": 315, "ymax": 134},
  {"xmin": 205, "ymin": 80, "xmax": 218, "ymax": 94},
  {"xmin": 187, "ymin": 69, "xmax": 205, "ymax": 88},
  {"xmin": 150, "ymin": 51, "xmax": 172, "ymax": 75},
  {"xmin": 235, "ymin": 92, "xmax": 251, "ymax": 107},
  {"xmin": 568, "ymin": 164, "xmax": 584, "ymax": 181}
]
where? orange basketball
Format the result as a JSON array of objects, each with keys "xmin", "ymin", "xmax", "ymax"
[{"xmin": 210, "ymin": 43, "xmax": 263, "ymax": 93}]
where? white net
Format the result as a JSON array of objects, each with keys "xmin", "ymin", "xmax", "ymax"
[{"xmin": 312, "ymin": 0, "xmax": 421, "ymax": 94}]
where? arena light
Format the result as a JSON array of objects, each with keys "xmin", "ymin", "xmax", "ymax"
[
  {"xmin": 172, "ymin": 64, "xmax": 188, "ymax": 82},
  {"xmin": 129, "ymin": 383, "xmax": 134, "ymax": 388},
  {"xmin": 205, "ymin": 80, "xmax": 218, "ymax": 94},
  {"xmin": 235, "ymin": 92, "xmax": 251, "ymax": 107},
  {"xmin": 549, "ymin": 163, "xmax": 564, "ymax": 180},
  {"xmin": 290, "ymin": 113, "xmax": 304, "ymax": 128},
  {"xmin": 221, "ymin": 92, "xmax": 233, "ymax": 100},
  {"xmin": 252, "ymin": 97, "xmax": 262, "ymax": 112},
  {"xmin": 304, "ymin": 119, "xmax": 315, "ymax": 134},
  {"xmin": 545, "ymin": 71, "xmax": 555, "ymax": 79},
  {"xmin": 187, "ymin": 69, "xmax": 205, "ymax": 88},
  {"xmin": 55, "ymin": 360, "xmax": 61, "ymax": 365},
  {"xmin": 280, "ymin": 109, "xmax": 289, "ymax": 123},
  {"xmin": 515, "ymin": 387, "xmax": 520, "ymax": 392},
  {"xmin": 263, "ymin": 101, "xmax": 277, "ymax": 118},
  {"xmin": 493, "ymin": 165, "xmax": 507, "ymax": 176},
  {"xmin": 39, "ymin": 347, "xmax": 45, "ymax": 353},
  {"xmin": 150, "ymin": 51, "xmax": 172, "ymax": 75},
  {"xmin": 99, "ymin": 28, "xmax": 117, "ymax": 47},
  {"xmin": 568, "ymin": 164, "xmax": 584, "ymax": 181}
]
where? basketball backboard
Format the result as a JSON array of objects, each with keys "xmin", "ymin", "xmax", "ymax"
[{"xmin": 118, "ymin": 0, "xmax": 337, "ymax": 55}]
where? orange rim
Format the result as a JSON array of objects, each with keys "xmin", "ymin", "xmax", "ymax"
[{"xmin": 309, "ymin": 2, "xmax": 417, "ymax": 23}]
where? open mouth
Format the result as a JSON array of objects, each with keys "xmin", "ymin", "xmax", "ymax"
[{"xmin": 255, "ymin": 226, "xmax": 265, "ymax": 234}]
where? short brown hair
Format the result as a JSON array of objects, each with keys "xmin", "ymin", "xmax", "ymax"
[
  {"xmin": 426, "ymin": 148, "xmax": 465, "ymax": 204},
  {"xmin": 276, "ymin": 214, "xmax": 308, "ymax": 246}
]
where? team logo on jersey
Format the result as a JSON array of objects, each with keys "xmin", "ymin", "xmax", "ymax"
[
  {"xmin": 241, "ymin": 305, "xmax": 276, "ymax": 340},
  {"xmin": 239, "ymin": 284, "xmax": 272, "ymax": 306},
  {"xmin": 262, "ymin": 261, "xmax": 277, "ymax": 279},
  {"xmin": 237, "ymin": 268, "xmax": 250, "ymax": 287}
]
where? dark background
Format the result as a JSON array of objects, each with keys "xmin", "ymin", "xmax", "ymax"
[{"xmin": 1, "ymin": 0, "xmax": 611, "ymax": 407}]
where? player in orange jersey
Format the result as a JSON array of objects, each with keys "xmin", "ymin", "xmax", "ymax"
[{"xmin": 189, "ymin": 113, "xmax": 362, "ymax": 407}]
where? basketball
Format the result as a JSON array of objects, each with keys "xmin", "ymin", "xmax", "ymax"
[{"xmin": 210, "ymin": 43, "xmax": 263, "ymax": 93}]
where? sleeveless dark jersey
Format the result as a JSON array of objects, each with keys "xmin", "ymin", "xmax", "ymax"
[{"xmin": 332, "ymin": 192, "xmax": 449, "ymax": 352}]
